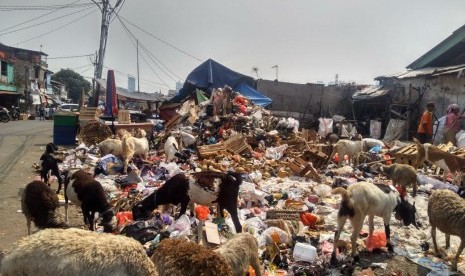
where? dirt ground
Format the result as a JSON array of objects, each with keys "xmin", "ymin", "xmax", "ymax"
[{"xmin": 0, "ymin": 120, "xmax": 435, "ymax": 275}]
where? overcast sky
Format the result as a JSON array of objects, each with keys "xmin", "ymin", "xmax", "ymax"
[{"xmin": 1, "ymin": 0, "xmax": 465, "ymax": 94}]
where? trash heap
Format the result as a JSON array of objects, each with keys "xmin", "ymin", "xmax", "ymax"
[{"xmin": 42, "ymin": 86, "xmax": 465, "ymax": 275}]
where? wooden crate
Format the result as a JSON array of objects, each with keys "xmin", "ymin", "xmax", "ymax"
[
  {"xmin": 289, "ymin": 157, "xmax": 314, "ymax": 177},
  {"xmin": 79, "ymin": 107, "xmax": 100, "ymax": 120},
  {"xmin": 308, "ymin": 143, "xmax": 332, "ymax": 157},
  {"xmin": 118, "ymin": 110, "xmax": 131, "ymax": 124},
  {"xmin": 301, "ymin": 128, "xmax": 318, "ymax": 143},
  {"xmin": 301, "ymin": 148, "xmax": 329, "ymax": 168},
  {"xmin": 223, "ymin": 134, "xmax": 250, "ymax": 155},
  {"xmin": 394, "ymin": 144, "xmax": 418, "ymax": 167},
  {"xmin": 266, "ymin": 209, "xmax": 300, "ymax": 220},
  {"xmin": 165, "ymin": 113, "xmax": 181, "ymax": 131}
]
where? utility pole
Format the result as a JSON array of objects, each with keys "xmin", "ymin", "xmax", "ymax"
[
  {"xmin": 271, "ymin": 65, "xmax": 279, "ymax": 81},
  {"xmin": 137, "ymin": 40, "xmax": 140, "ymax": 92},
  {"xmin": 91, "ymin": 0, "xmax": 124, "ymax": 107}
]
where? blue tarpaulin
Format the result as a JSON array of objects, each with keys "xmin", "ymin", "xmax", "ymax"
[
  {"xmin": 170, "ymin": 59, "xmax": 254, "ymax": 103},
  {"xmin": 235, "ymin": 83, "xmax": 272, "ymax": 107}
]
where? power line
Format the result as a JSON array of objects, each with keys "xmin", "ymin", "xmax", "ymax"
[
  {"xmin": 115, "ymin": 14, "xmax": 182, "ymax": 83},
  {"xmin": 120, "ymin": 15, "xmax": 202, "ymax": 62},
  {"xmin": 0, "ymin": 5, "xmax": 95, "ymax": 37},
  {"xmin": 0, "ymin": 0, "xmax": 83, "ymax": 33},
  {"xmin": 104, "ymin": 65, "xmax": 169, "ymax": 87},
  {"xmin": 0, "ymin": 3, "xmax": 94, "ymax": 11},
  {"xmin": 47, "ymin": 54, "xmax": 93, "ymax": 60},
  {"xmin": 115, "ymin": 14, "xmax": 170, "ymax": 87},
  {"xmin": 14, "ymin": 9, "xmax": 97, "ymax": 46}
]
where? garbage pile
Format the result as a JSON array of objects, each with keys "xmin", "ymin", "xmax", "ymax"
[{"xmin": 40, "ymin": 86, "xmax": 465, "ymax": 275}]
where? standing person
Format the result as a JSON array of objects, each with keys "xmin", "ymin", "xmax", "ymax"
[
  {"xmin": 39, "ymin": 106, "xmax": 45, "ymax": 121},
  {"xmin": 417, "ymin": 102, "xmax": 435, "ymax": 144},
  {"xmin": 443, "ymin": 103, "xmax": 465, "ymax": 145}
]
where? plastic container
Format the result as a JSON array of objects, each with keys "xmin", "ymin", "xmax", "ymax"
[
  {"xmin": 293, "ymin": 242, "xmax": 317, "ymax": 262},
  {"xmin": 53, "ymin": 114, "xmax": 78, "ymax": 126}
]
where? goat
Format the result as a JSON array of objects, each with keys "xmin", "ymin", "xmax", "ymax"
[
  {"xmin": 122, "ymin": 129, "xmax": 149, "ymax": 173},
  {"xmin": 98, "ymin": 139, "xmax": 123, "ymax": 157},
  {"xmin": 64, "ymin": 169, "xmax": 116, "ymax": 232},
  {"xmin": 164, "ymin": 135, "xmax": 179, "ymax": 162},
  {"xmin": 152, "ymin": 238, "xmax": 233, "ymax": 276},
  {"xmin": 132, "ymin": 171, "xmax": 243, "ymax": 233},
  {"xmin": 380, "ymin": 163, "xmax": 419, "ymax": 198},
  {"xmin": 330, "ymin": 139, "xmax": 364, "ymax": 167},
  {"xmin": 414, "ymin": 138, "xmax": 465, "ymax": 185},
  {"xmin": 214, "ymin": 233, "xmax": 262, "ymax": 276},
  {"xmin": 1, "ymin": 228, "xmax": 157, "ymax": 276},
  {"xmin": 428, "ymin": 189, "xmax": 465, "ymax": 271},
  {"xmin": 331, "ymin": 181, "xmax": 417, "ymax": 262},
  {"xmin": 39, "ymin": 142, "xmax": 63, "ymax": 193},
  {"xmin": 21, "ymin": 180, "xmax": 67, "ymax": 235}
]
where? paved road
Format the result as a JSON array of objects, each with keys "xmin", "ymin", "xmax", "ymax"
[{"xmin": 0, "ymin": 120, "xmax": 55, "ymax": 249}]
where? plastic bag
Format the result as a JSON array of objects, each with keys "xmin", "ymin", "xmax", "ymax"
[
  {"xmin": 259, "ymin": 227, "xmax": 291, "ymax": 247},
  {"xmin": 383, "ymin": 119, "xmax": 407, "ymax": 142},
  {"xmin": 166, "ymin": 214, "xmax": 191, "ymax": 237},
  {"xmin": 318, "ymin": 118, "xmax": 333, "ymax": 138},
  {"xmin": 456, "ymin": 130, "xmax": 465, "ymax": 148},
  {"xmin": 433, "ymin": 116, "xmax": 446, "ymax": 145},
  {"xmin": 314, "ymin": 184, "xmax": 332, "ymax": 198},
  {"xmin": 370, "ymin": 120, "xmax": 382, "ymax": 139},
  {"xmin": 365, "ymin": 231, "xmax": 386, "ymax": 252},
  {"xmin": 265, "ymin": 144, "xmax": 288, "ymax": 160}
]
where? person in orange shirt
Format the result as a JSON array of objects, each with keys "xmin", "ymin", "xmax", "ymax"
[{"xmin": 417, "ymin": 102, "xmax": 435, "ymax": 144}]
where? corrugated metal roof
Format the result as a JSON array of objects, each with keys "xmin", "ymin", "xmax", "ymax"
[
  {"xmin": 352, "ymin": 85, "xmax": 390, "ymax": 100},
  {"xmin": 95, "ymin": 78, "xmax": 165, "ymax": 102},
  {"xmin": 378, "ymin": 64, "xmax": 465, "ymax": 80}
]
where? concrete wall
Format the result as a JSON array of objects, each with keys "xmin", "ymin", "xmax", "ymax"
[
  {"xmin": 394, "ymin": 74, "xmax": 465, "ymax": 116},
  {"xmin": 256, "ymin": 79, "xmax": 357, "ymax": 128}
]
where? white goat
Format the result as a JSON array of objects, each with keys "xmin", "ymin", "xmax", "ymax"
[
  {"xmin": 164, "ymin": 136, "xmax": 179, "ymax": 162},
  {"xmin": 122, "ymin": 129, "xmax": 149, "ymax": 173},
  {"xmin": 330, "ymin": 139, "xmax": 364, "ymax": 167},
  {"xmin": 331, "ymin": 182, "xmax": 417, "ymax": 261}
]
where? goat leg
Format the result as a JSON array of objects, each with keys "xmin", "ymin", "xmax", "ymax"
[
  {"xmin": 89, "ymin": 211, "xmax": 96, "ymax": 231},
  {"xmin": 226, "ymin": 207, "xmax": 242, "ymax": 233},
  {"xmin": 384, "ymin": 223, "xmax": 393, "ymax": 252},
  {"xmin": 452, "ymin": 240, "xmax": 465, "ymax": 272}
]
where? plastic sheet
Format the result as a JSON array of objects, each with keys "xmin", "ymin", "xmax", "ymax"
[{"xmin": 383, "ymin": 119, "xmax": 407, "ymax": 142}]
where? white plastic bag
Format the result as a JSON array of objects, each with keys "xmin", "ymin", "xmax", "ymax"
[
  {"xmin": 318, "ymin": 118, "xmax": 333, "ymax": 138},
  {"xmin": 370, "ymin": 120, "xmax": 382, "ymax": 139}
]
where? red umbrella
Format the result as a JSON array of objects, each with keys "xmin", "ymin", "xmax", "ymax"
[{"xmin": 105, "ymin": 70, "xmax": 118, "ymax": 117}]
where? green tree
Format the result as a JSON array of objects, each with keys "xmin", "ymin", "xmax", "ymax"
[{"xmin": 51, "ymin": 69, "xmax": 91, "ymax": 103}]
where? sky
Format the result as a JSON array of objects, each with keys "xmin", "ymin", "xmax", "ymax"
[{"xmin": 1, "ymin": 0, "xmax": 465, "ymax": 94}]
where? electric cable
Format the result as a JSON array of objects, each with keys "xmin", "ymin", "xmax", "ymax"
[
  {"xmin": 14, "ymin": 9, "xmax": 97, "ymax": 46},
  {"xmin": 0, "ymin": 0, "xmax": 83, "ymax": 33},
  {"xmin": 0, "ymin": 5, "xmax": 95, "ymax": 37},
  {"xmin": 120, "ymin": 15, "xmax": 202, "ymax": 62}
]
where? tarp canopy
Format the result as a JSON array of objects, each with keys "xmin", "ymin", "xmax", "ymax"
[
  {"xmin": 170, "ymin": 59, "xmax": 254, "ymax": 103},
  {"xmin": 235, "ymin": 83, "xmax": 272, "ymax": 107}
]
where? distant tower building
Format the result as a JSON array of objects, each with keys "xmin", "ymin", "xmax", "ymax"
[
  {"xmin": 128, "ymin": 75, "xmax": 136, "ymax": 92},
  {"xmin": 176, "ymin": 81, "xmax": 183, "ymax": 92}
]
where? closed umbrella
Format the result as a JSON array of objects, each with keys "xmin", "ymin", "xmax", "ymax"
[{"xmin": 105, "ymin": 70, "xmax": 118, "ymax": 117}]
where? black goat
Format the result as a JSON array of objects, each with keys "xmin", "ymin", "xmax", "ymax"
[
  {"xmin": 21, "ymin": 180, "xmax": 67, "ymax": 235},
  {"xmin": 64, "ymin": 169, "xmax": 116, "ymax": 232},
  {"xmin": 40, "ymin": 143, "xmax": 63, "ymax": 194},
  {"xmin": 132, "ymin": 171, "xmax": 243, "ymax": 233}
]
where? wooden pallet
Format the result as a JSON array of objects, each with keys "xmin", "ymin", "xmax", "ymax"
[
  {"xmin": 197, "ymin": 143, "xmax": 226, "ymax": 159},
  {"xmin": 394, "ymin": 144, "xmax": 418, "ymax": 167},
  {"xmin": 266, "ymin": 209, "xmax": 300, "ymax": 221}
]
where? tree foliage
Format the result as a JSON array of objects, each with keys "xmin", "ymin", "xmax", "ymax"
[{"xmin": 51, "ymin": 69, "xmax": 91, "ymax": 103}]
